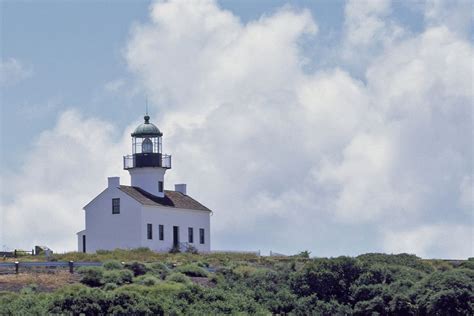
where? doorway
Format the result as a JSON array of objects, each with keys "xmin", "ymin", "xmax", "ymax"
[{"xmin": 173, "ymin": 226, "xmax": 179, "ymax": 247}]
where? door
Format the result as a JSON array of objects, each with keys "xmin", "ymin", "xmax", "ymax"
[
  {"xmin": 82, "ymin": 235, "xmax": 86, "ymax": 253},
  {"xmin": 173, "ymin": 226, "xmax": 179, "ymax": 247}
]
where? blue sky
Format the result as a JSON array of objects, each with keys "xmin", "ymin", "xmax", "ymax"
[{"xmin": 1, "ymin": 0, "xmax": 472, "ymax": 258}]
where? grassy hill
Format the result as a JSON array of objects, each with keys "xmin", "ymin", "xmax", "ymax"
[{"xmin": 1, "ymin": 249, "xmax": 473, "ymax": 315}]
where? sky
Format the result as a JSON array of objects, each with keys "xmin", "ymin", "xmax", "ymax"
[{"xmin": 0, "ymin": 0, "xmax": 472, "ymax": 259}]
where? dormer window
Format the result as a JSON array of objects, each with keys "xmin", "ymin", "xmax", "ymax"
[{"xmin": 142, "ymin": 138, "xmax": 153, "ymax": 153}]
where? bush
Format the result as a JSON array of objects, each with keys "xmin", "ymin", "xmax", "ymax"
[
  {"xmin": 124, "ymin": 261, "xmax": 148, "ymax": 276},
  {"xmin": 147, "ymin": 262, "xmax": 170, "ymax": 279},
  {"xmin": 78, "ymin": 267, "xmax": 104, "ymax": 287},
  {"xmin": 134, "ymin": 275, "xmax": 160, "ymax": 286},
  {"xmin": 102, "ymin": 269, "xmax": 133, "ymax": 285},
  {"xmin": 176, "ymin": 264, "xmax": 209, "ymax": 277},
  {"xmin": 294, "ymin": 295, "xmax": 352, "ymax": 316},
  {"xmin": 232, "ymin": 265, "xmax": 258, "ymax": 278},
  {"xmin": 415, "ymin": 269, "xmax": 474, "ymax": 315},
  {"xmin": 103, "ymin": 283, "xmax": 118, "ymax": 291},
  {"xmin": 169, "ymin": 245, "xmax": 181, "ymax": 253},
  {"xmin": 20, "ymin": 283, "xmax": 39, "ymax": 294},
  {"xmin": 166, "ymin": 272, "xmax": 192, "ymax": 285},
  {"xmin": 290, "ymin": 256, "xmax": 362, "ymax": 303},
  {"xmin": 103, "ymin": 260, "xmax": 123, "ymax": 270},
  {"xmin": 48, "ymin": 285, "xmax": 106, "ymax": 314},
  {"xmin": 185, "ymin": 245, "xmax": 199, "ymax": 254}
]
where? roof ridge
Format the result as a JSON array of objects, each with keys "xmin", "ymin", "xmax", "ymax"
[{"xmin": 119, "ymin": 186, "xmax": 211, "ymax": 212}]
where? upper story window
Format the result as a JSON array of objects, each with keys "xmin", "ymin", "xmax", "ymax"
[
  {"xmin": 188, "ymin": 227, "xmax": 194, "ymax": 243},
  {"xmin": 147, "ymin": 223, "xmax": 153, "ymax": 240},
  {"xmin": 199, "ymin": 228, "xmax": 205, "ymax": 244},
  {"xmin": 112, "ymin": 198, "xmax": 120, "ymax": 214},
  {"xmin": 142, "ymin": 138, "xmax": 153, "ymax": 153},
  {"xmin": 158, "ymin": 181, "xmax": 164, "ymax": 193}
]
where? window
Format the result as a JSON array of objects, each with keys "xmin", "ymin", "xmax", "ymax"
[
  {"xmin": 112, "ymin": 198, "xmax": 120, "ymax": 214},
  {"xmin": 142, "ymin": 138, "xmax": 153, "ymax": 153},
  {"xmin": 188, "ymin": 227, "xmax": 194, "ymax": 243},
  {"xmin": 158, "ymin": 181, "xmax": 163, "ymax": 193},
  {"xmin": 147, "ymin": 223, "xmax": 153, "ymax": 240},
  {"xmin": 159, "ymin": 225, "xmax": 164, "ymax": 241},
  {"xmin": 199, "ymin": 228, "xmax": 205, "ymax": 244}
]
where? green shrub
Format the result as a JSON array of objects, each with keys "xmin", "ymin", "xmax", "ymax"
[
  {"xmin": 103, "ymin": 260, "xmax": 123, "ymax": 270},
  {"xmin": 185, "ymin": 245, "xmax": 199, "ymax": 254},
  {"xmin": 169, "ymin": 245, "xmax": 181, "ymax": 253},
  {"xmin": 134, "ymin": 275, "xmax": 160, "ymax": 286},
  {"xmin": 459, "ymin": 258, "xmax": 474, "ymax": 270},
  {"xmin": 78, "ymin": 267, "xmax": 105, "ymax": 287},
  {"xmin": 102, "ymin": 269, "xmax": 133, "ymax": 285},
  {"xmin": 294, "ymin": 295, "xmax": 352, "ymax": 315},
  {"xmin": 232, "ymin": 265, "xmax": 258, "ymax": 278},
  {"xmin": 20, "ymin": 283, "xmax": 39, "ymax": 294},
  {"xmin": 176, "ymin": 264, "xmax": 208, "ymax": 277},
  {"xmin": 166, "ymin": 272, "xmax": 192, "ymax": 285},
  {"xmin": 0, "ymin": 291, "xmax": 50, "ymax": 315},
  {"xmin": 414, "ymin": 269, "xmax": 474, "ymax": 315},
  {"xmin": 124, "ymin": 261, "xmax": 148, "ymax": 276},
  {"xmin": 147, "ymin": 262, "xmax": 170, "ymax": 279},
  {"xmin": 48, "ymin": 285, "xmax": 106, "ymax": 314},
  {"xmin": 103, "ymin": 283, "xmax": 118, "ymax": 291}
]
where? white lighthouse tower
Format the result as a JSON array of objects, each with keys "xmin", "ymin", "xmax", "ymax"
[
  {"xmin": 77, "ymin": 113, "xmax": 211, "ymax": 254},
  {"xmin": 123, "ymin": 114, "xmax": 172, "ymax": 197}
]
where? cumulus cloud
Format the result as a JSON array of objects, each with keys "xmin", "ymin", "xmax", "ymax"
[
  {"xmin": 383, "ymin": 224, "xmax": 473, "ymax": 259},
  {"xmin": 341, "ymin": 0, "xmax": 406, "ymax": 70},
  {"xmin": 424, "ymin": 0, "xmax": 473, "ymax": 38},
  {"xmin": 123, "ymin": 0, "xmax": 472, "ymax": 257},
  {"xmin": 2, "ymin": 0, "xmax": 472, "ymax": 257},
  {"xmin": 0, "ymin": 110, "xmax": 130, "ymax": 251},
  {"xmin": 0, "ymin": 58, "xmax": 33, "ymax": 86}
]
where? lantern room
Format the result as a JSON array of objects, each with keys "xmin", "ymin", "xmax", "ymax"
[{"xmin": 123, "ymin": 115, "xmax": 171, "ymax": 169}]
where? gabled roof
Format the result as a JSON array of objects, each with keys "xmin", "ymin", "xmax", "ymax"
[{"xmin": 119, "ymin": 185, "xmax": 211, "ymax": 212}]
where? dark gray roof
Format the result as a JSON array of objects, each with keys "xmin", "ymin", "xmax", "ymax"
[
  {"xmin": 119, "ymin": 185, "xmax": 211, "ymax": 212},
  {"xmin": 131, "ymin": 115, "xmax": 163, "ymax": 137}
]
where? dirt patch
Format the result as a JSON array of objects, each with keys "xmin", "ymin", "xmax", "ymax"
[
  {"xmin": 190, "ymin": 276, "xmax": 215, "ymax": 288},
  {"xmin": 0, "ymin": 271, "xmax": 80, "ymax": 292}
]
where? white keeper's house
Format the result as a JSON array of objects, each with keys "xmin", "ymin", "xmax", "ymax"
[{"xmin": 77, "ymin": 114, "xmax": 211, "ymax": 253}]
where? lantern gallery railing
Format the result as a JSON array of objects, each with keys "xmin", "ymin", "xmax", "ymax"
[{"xmin": 123, "ymin": 153, "xmax": 172, "ymax": 170}]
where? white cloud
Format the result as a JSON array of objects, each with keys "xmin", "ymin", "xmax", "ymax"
[
  {"xmin": 383, "ymin": 224, "xmax": 473, "ymax": 259},
  {"xmin": 0, "ymin": 58, "xmax": 33, "ymax": 87},
  {"xmin": 2, "ymin": 0, "xmax": 472, "ymax": 257},
  {"xmin": 341, "ymin": 0, "xmax": 406, "ymax": 69},
  {"xmin": 424, "ymin": 0, "xmax": 473, "ymax": 38},
  {"xmin": 0, "ymin": 110, "xmax": 130, "ymax": 251},
  {"xmin": 123, "ymin": 0, "xmax": 473, "ymax": 257}
]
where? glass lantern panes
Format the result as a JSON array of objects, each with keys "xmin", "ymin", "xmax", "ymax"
[{"xmin": 132, "ymin": 136, "xmax": 162, "ymax": 154}]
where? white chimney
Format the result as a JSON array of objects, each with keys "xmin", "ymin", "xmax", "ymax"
[
  {"xmin": 175, "ymin": 184, "xmax": 187, "ymax": 195},
  {"xmin": 108, "ymin": 177, "xmax": 120, "ymax": 188}
]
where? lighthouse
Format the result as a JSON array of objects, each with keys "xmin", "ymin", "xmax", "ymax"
[
  {"xmin": 77, "ymin": 114, "xmax": 211, "ymax": 253},
  {"xmin": 123, "ymin": 114, "xmax": 171, "ymax": 197}
]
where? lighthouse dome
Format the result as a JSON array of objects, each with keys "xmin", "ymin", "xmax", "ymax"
[{"xmin": 131, "ymin": 115, "xmax": 163, "ymax": 137}]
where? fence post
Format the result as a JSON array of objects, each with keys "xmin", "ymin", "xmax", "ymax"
[
  {"xmin": 15, "ymin": 261, "xmax": 19, "ymax": 274},
  {"xmin": 14, "ymin": 250, "xmax": 17, "ymax": 258},
  {"xmin": 69, "ymin": 261, "xmax": 74, "ymax": 274}
]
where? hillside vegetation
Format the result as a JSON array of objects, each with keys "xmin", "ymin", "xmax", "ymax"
[{"xmin": 1, "ymin": 249, "xmax": 473, "ymax": 315}]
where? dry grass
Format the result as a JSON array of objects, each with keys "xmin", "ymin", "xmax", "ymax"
[{"xmin": 0, "ymin": 271, "xmax": 79, "ymax": 292}]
